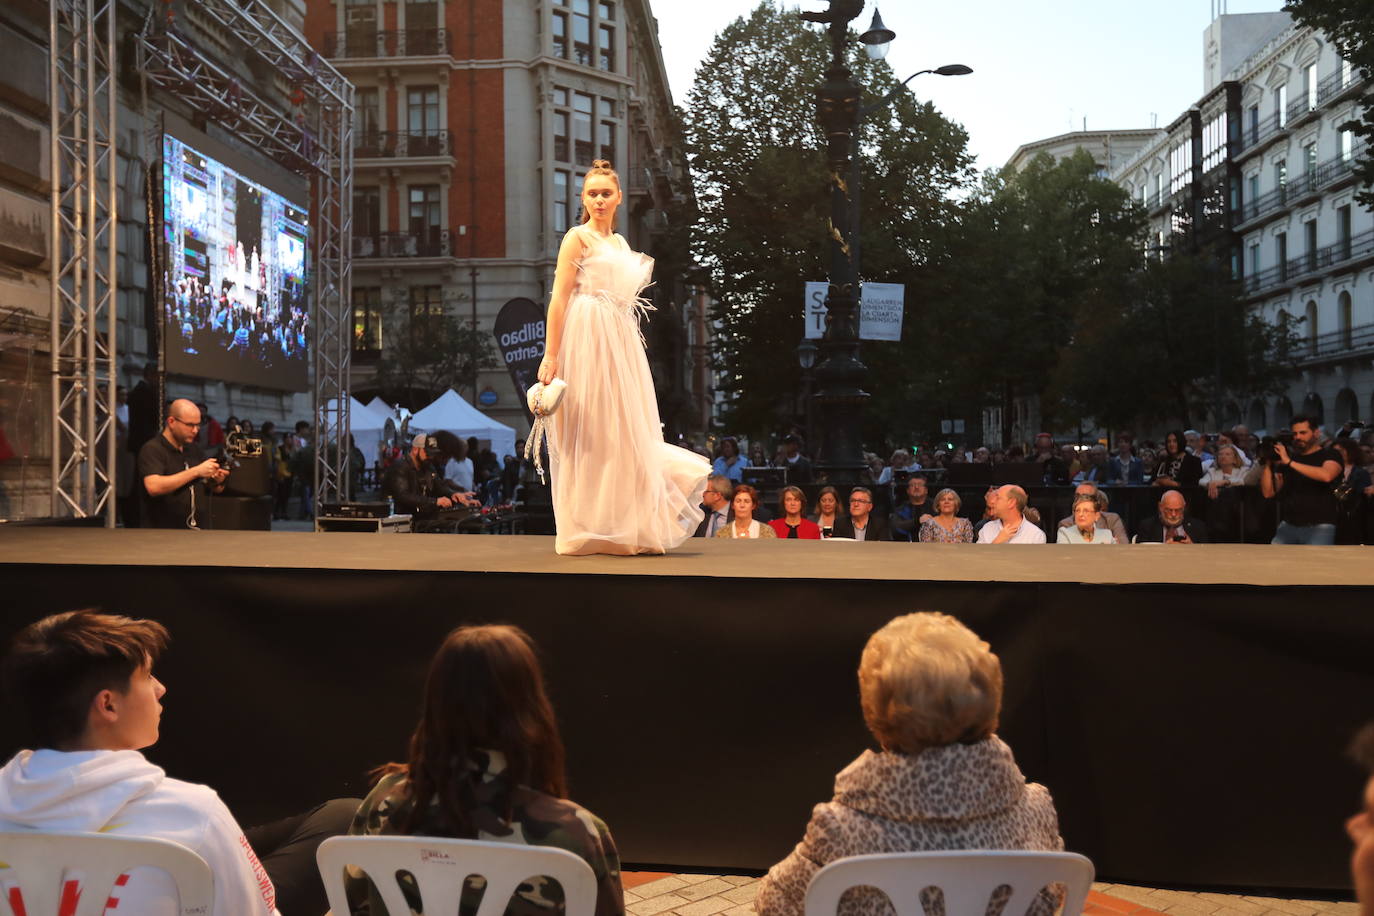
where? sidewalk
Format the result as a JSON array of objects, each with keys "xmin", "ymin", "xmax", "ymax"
[{"xmin": 621, "ymin": 873, "xmax": 1357, "ymax": 916}]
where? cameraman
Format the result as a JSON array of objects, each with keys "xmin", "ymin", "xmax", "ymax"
[
  {"xmin": 1259, "ymin": 414, "xmax": 1342, "ymax": 544},
  {"xmin": 138, "ymin": 398, "xmax": 230, "ymax": 529}
]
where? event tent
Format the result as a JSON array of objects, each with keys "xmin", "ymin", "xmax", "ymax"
[
  {"xmin": 409, "ymin": 389, "xmax": 517, "ymax": 460},
  {"xmin": 326, "ymin": 397, "xmax": 390, "ymax": 465}
]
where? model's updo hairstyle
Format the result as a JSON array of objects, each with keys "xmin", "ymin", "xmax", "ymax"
[{"xmin": 579, "ymin": 159, "xmax": 621, "ymax": 225}]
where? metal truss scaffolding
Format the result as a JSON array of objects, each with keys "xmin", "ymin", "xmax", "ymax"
[
  {"xmin": 132, "ymin": 0, "xmax": 354, "ymax": 512},
  {"xmin": 49, "ymin": 0, "xmax": 118, "ymax": 523}
]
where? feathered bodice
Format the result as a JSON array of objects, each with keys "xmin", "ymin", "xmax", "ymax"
[{"xmin": 573, "ymin": 232, "xmax": 654, "ymax": 321}]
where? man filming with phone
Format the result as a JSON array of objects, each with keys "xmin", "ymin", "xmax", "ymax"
[
  {"xmin": 1260, "ymin": 414, "xmax": 1342, "ymax": 545},
  {"xmin": 138, "ymin": 398, "xmax": 230, "ymax": 529}
]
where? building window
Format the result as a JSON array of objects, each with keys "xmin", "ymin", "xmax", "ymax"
[
  {"xmin": 599, "ymin": 98, "xmax": 616, "ymax": 163},
  {"xmin": 598, "ymin": 0, "xmax": 613, "ymax": 19},
  {"xmin": 1247, "ymin": 104, "xmax": 1259, "ymax": 144},
  {"xmin": 1338, "ymin": 205, "xmax": 1352, "ymax": 259},
  {"xmin": 406, "ymin": 0, "xmax": 437, "ymax": 32},
  {"xmin": 1276, "ymin": 232, "xmax": 1288, "ymax": 281},
  {"xmin": 1306, "ymin": 300, "xmax": 1319, "ymax": 355},
  {"xmin": 355, "ymin": 187, "xmax": 381, "ymax": 239},
  {"xmin": 552, "ymin": 10, "xmax": 568, "ymax": 59},
  {"xmin": 343, "ymin": 0, "xmax": 377, "ymax": 58},
  {"xmin": 599, "ymin": 24, "xmax": 615, "ymax": 71},
  {"xmin": 408, "ymin": 185, "xmax": 442, "ymax": 252},
  {"xmin": 1304, "ymin": 63, "xmax": 1318, "ymax": 111},
  {"xmin": 409, "ymin": 285, "xmax": 444, "ymax": 340},
  {"xmin": 573, "ymin": 92, "xmax": 594, "ymax": 165},
  {"xmin": 572, "ymin": 0, "xmax": 592, "ymax": 66},
  {"xmin": 407, "ymin": 86, "xmax": 440, "ymax": 136},
  {"xmin": 354, "ymin": 286, "xmax": 383, "ymax": 351},
  {"xmin": 1303, "ymin": 142, "xmax": 1317, "ymax": 180},
  {"xmin": 1202, "ymin": 111, "xmax": 1226, "ymax": 173},
  {"xmin": 1249, "ymin": 242, "xmax": 1260, "ymax": 275},
  {"xmin": 554, "ymin": 169, "xmax": 570, "ymax": 232},
  {"xmin": 1342, "ymin": 58, "xmax": 1354, "ymax": 88},
  {"xmin": 1341, "ymin": 129, "xmax": 1355, "ymax": 162},
  {"xmin": 1275, "ymin": 159, "xmax": 1287, "ymax": 199},
  {"xmin": 1168, "ymin": 140, "xmax": 1189, "ymax": 195},
  {"xmin": 1305, "ymin": 219, "xmax": 1317, "ymax": 272},
  {"xmin": 1275, "ymin": 85, "xmax": 1288, "ymax": 127},
  {"xmin": 554, "ymin": 111, "xmax": 569, "ymax": 162},
  {"xmin": 1340, "ymin": 291, "xmax": 1353, "ymax": 348},
  {"xmin": 355, "ymin": 87, "xmax": 381, "ymax": 139}
]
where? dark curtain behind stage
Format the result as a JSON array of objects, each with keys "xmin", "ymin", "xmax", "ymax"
[{"xmin": 2, "ymin": 562, "xmax": 1371, "ymax": 893}]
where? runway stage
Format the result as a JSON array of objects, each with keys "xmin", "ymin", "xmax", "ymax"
[{"xmin": 2, "ymin": 528, "xmax": 1372, "ymax": 894}]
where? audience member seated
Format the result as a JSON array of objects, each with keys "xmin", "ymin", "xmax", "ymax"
[
  {"xmin": 1056, "ymin": 494, "xmax": 1114, "ymax": 545},
  {"xmin": 716, "ymin": 484, "xmax": 776, "ymax": 539},
  {"xmin": 694, "ymin": 474, "xmax": 734, "ymax": 538},
  {"xmin": 876, "ymin": 449, "xmax": 913, "ymax": 486},
  {"xmin": 977, "ymin": 485, "xmax": 1047, "ymax": 544},
  {"xmin": 346, "ymin": 624, "xmax": 624, "ymax": 916},
  {"xmin": 755, "ymin": 612, "xmax": 1064, "ymax": 916},
  {"xmin": 1030, "ymin": 433, "xmax": 1071, "ymax": 485},
  {"xmin": 1346, "ymin": 722, "xmax": 1374, "ymax": 916},
  {"xmin": 919, "ymin": 488, "xmax": 974, "ymax": 543},
  {"xmin": 712, "ymin": 436, "xmax": 747, "ymax": 483},
  {"xmin": 779, "ymin": 435, "xmax": 813, "ymax": 484},
  {"xmin": 769, "ymin": 485, "xmax": 821, "ymax": 539},
  {"xmin": 890, "ymin": 474, "xmax": 936, "ymax": 542},
  {"xmin": 1075, "ymin": 445, "xmax": 1109, "ymax": 483},
  {"xmin": 0, "ymin": 610, "xmax": 355, "ymax": 916},
  {"xmin": 1056, "ymin": 482, "xmax": 1127, "ymax": 543},
  {"xmin": 809, "ymin": 486, "xmax": 844, "ymax": 539},
  {"xmin": 1153, "ymin": 430, "xmax": 1204, "ymax": 489},
  {"xmin": 833, "ymin": 487, "xmax": 890, "ymax": 541},
  {"xmin": 1135, "ymin": 489, "xmax": 1208, "ymax": 543}
]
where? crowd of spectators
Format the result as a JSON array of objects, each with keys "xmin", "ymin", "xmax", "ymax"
[{"xmin": 696, "ymin": 415, "xmax": 1374, "ymax": 545}]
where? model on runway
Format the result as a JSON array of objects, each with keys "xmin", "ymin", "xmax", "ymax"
[{"xmin": 536, "ymin": 159, "xmax": 708, "ymax": 556}]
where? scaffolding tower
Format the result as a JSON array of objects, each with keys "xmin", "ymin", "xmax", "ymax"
[
  {"xmin": 49, "ymin": 0, "xmax": 119, "ymax": 522},
  {"xmin": 41, "ymin": 0, "xmax": 354, "ymax": 522}
]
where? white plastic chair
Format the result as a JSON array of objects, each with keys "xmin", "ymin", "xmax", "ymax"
[
  {"xmin": 0, "ymin": 830, "xmax": 213, "ymax": 916},
  {"xmin": 317, "ymin": 835, "xmax": 599, "ymax": 916},
  {"xmin": 804, "ymin": 850, "xmax": 1095, "ymax": 916}
]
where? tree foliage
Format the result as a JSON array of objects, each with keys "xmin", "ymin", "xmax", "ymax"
[
  {"xmin": 1283, "ymin": 0, "xmax": 1374, "ymax": 206},
  {"xmin": 374, "ymin": 307, "xmax": 499, "ymax": 408},
  {"xmin": 684, "ymin": 1, "xmax": 972, "ymax": 441}
]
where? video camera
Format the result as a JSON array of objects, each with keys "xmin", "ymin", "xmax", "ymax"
[{"xmin": 1258, "ymin": 431, "xmax": 1294, "ymax": 464}]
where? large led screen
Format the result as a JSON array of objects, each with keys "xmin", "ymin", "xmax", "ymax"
[{"xmin": 162, "ymin": 134, "xmax": 310, "ymax": 391}]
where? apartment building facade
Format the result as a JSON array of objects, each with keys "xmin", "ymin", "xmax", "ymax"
[
  {"xmin": 305, "ymin": 0, "xmax": 708, "ymax": 438},
  {"xmin": 1114, "ymin": 11, "xmax": 1374, "ymax": 433}
]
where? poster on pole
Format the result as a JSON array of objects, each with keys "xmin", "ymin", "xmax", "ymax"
[
  {"xmin": 860, "ymin": 282, "xmax": 904, "ymax": 342},
  {"xmin": 803, "ymin": 281, "xmax": 829, "ymax": 339},
  {"xmin": 493, "ymin": 297, "xmax": 545, "ymax": 420}
]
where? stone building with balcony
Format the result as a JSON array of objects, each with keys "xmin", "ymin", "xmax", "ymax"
[
  {"xmin": 1114, "ymin": 10, "xmax": 1374, "ymax": 433},
  {"xmin": 305, "ymin": 0, "xmax": 707, "ymax": 439}
]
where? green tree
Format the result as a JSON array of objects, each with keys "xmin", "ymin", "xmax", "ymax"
[
  {"xmin": 684, "ymin": 2, "xmax": 972, "ymax": 442},
  {"xmin": 374, "ymin": 305, "xmax": 499, "ymax": 407},
  {"xmin": 1283, "ymin": 0, "xmax": 1374, "ymax": 206}
]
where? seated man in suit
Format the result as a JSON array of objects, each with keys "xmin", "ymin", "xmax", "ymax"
[
  {"xmin": 695, "ymin": 474, "xmax": 734, "ymax": 537},
  {"xmin": 1135, "ymin": 489, "xmax": 1209, "ymax": 543},
  {"xmin": 833, "ymin": 487, "xmax": 890, "ymax": 541},
  {"xmin": 1056, "ymin": 482, "xmax": 1128, "ymax": 543}
]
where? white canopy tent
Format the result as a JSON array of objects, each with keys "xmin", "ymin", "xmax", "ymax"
[
  {"xmin": 365, "ymin": 396, "xmax": 392, "ymax": 415},
  {"xmin": 409, "ymin": 389, "xmax": 518, "ymax": 460},
  {"xmin": 326, "ymin": 397, "xmax": 389, "ymax": 466}
]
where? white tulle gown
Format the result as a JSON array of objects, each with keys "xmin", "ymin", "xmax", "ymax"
[{"xmin": 548, "ymin": 230, "xmax": 708, "ymax": 556}]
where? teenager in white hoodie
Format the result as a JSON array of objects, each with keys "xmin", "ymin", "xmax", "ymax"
[{"xmin": 0, "ymin": 610, "xmax": 280, "ymax": 916}]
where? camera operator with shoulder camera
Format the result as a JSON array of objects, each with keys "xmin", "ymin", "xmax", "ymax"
[
  {"xmin": 1259, "ymin": 414, "xmax": 1342, "ymax": 544},
  {"xmin": 382, "ymin": 433, "xmax": 480, "ymax": 525}
]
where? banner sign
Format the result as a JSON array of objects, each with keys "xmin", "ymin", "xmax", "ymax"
[
  {"xmin": 803, "ymin": 281, "xmax": 829, "ymax": 339},
  {"xmin": 860, "ymin": 282, "xmax": 904, "ymax": 342},
  {"xmin": 493, "ymin": 297, "xmax": 545, "ymax": 419}
]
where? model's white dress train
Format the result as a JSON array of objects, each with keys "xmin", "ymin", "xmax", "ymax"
[{"xmin": 548, "ymin": 231, "xmax": 708, "ymax": 556}]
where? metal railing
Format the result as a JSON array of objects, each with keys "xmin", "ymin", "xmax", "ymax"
[
  {"xmin": 354, "ymin": 130, "xmax": 452, "ymax": 158},
  {"xmin": 1287, "ymin": 93, "xmax": 1321, "ymax": 127},
  {"xmin": 1317, "ymin": 66, "xmax": 1368, "ymax": 106},
  {"xmin": 352, "ymin": 229, "xmax": 454, "ymax": 259},
  {"xmin": 1315, "ymin": 142, "xmax": 1368, "ymax": 188},
  {"xmin": 1303, "ymin": 323, "xmax": 1374, "ymax": 361},
  {"xmin": 1243, "ymin": 227, "xmax": 1374, "ymax": 296},
  {"xmin": 1236, "ymin": 110, "xmax": 1285, "ymax": 154},
  {"xmin": 324, "ymin": 28, "xmax": 449, "ymax": 59}
]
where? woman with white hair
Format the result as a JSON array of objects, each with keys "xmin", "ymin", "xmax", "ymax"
[
  {"xmin": 756, "ymin": 612, "xmax": 1063, "ymax": 916},
  {"xmin": 1056, "ymin": 493, "xmax": 1114, "ymax": 544}
]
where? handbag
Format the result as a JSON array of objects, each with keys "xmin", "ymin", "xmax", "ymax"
[{"xmin": 523, "ymin": 377, "xmax": 567, "ymax": 485}]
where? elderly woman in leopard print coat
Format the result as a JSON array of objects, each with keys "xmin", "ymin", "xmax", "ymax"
[{"xmin": 755, "ymin": 612, "xmax": 1064, "ymax": 916}]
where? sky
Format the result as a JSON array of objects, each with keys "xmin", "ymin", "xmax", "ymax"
[{"xmin": 652, "ymin": 0, "xmax": 1291, "ymax": 174}]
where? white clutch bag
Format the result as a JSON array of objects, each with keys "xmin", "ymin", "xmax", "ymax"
[{"xmin": 526, "ymin": 378, "xmax": 567, "ymax": 417}]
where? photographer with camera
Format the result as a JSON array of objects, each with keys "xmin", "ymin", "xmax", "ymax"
[
  {"xmin": 1259, "ymin": 414, "xmax": 1342, "ymax": 544},
  {"xmin": 137, "ymin": 398, "xmax": 230, "ymax": 529}
]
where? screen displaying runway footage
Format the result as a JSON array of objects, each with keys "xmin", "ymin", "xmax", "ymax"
[{"xmin": 162, "ymin": 134, "xmax": 310, "ymax": 391}]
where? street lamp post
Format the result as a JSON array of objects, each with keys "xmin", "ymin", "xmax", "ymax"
[
  {"xmin": 796, "ymin": 338, "xmax": 818, "ymax": 455},
  {"xmin": 799, "ymin": 2, "xmax": 969, "ymax": 485}
]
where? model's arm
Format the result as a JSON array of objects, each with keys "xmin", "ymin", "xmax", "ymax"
[{"xmin": 538, "ymin": 228, "xmax": 587, "ymax": 385}]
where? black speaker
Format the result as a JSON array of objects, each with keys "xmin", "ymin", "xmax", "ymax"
[
  {"xmin": 209, "ymin": 495, "xmax": 272, "ymax": 530},
  {"xmin": 221, "ymin": 455, "xmax": 271, "ymax": 498}
]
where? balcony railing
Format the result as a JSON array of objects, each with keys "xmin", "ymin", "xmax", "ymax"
[
  {"xmin": 324, "ymin": 28, "xmax": 450, "ymax": 59},
  {"xmin": 352, "ymin": 229, "xmax": 454, "ymax": 259},
  {"xmin": 355, "ymin": 130, "xmax": 452, "ymax": 159},
  {"xmin": 1314, "ymin": 142, "xmax": 1368, "ymax": 189},
  {"xmin": 1317, "ymin": 66, "xmax": 1369, "ymax": 106},
  {"xmin": 1242, "ymin": 227, "xmax": 1374, "ymax": 296},
  {"xmin": 1236, "ymin": 111, "xmax": 1285, "ymax": 154},
  {"xmin": 1303, "ymin": 323, "xmax": 1374, "ymax": 361},
  {"xmin": 1287, "ymin": 92, "xmax": 1322, "ymax": 127}
]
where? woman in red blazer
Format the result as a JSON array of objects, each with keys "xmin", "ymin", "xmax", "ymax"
[{"xmin": 769, "ymin": 485, "xmax": 822, "ymax": 539}]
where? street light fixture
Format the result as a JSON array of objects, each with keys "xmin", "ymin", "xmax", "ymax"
[{"xmin": 858, "ymin": 8, "xmax": 894, "ymax": 60}]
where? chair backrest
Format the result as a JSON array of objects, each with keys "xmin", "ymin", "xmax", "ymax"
[
  {"xmin": 317, "ymin": 835, "xmax": 599, "ymax": 916},
  {"xmin": 0, "ymin": 830, "xmax": 214, "ymax": 916},
  {"xmin": 803, "ymin": 850, "xmax": 1095, "ymax": 916}
]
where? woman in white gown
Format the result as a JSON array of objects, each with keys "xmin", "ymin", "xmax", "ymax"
[{"xmin": 537, "ymin": 160, "xmax": 708, "ymax": 556}]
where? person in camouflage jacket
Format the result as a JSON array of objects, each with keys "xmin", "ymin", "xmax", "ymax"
[{"xmin": 343, "ymin": 626, "xmax": 624, "ymax": 916}]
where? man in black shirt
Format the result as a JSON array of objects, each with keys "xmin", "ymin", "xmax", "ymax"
[
  {"xmin": 382, "ymin": 433, "xmax": 479, "ymax": 524},
  {"xmin": 1260, "ymin": 414, "xmax": 1341, "ymax": 544},
  {"xmin": 138, "ymin": 398, "xmax": 229, "ymax": 529}
]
